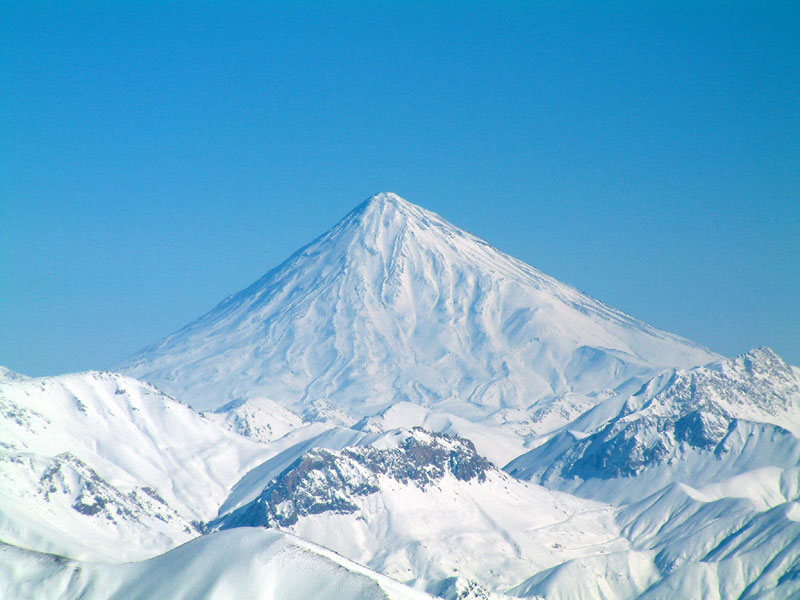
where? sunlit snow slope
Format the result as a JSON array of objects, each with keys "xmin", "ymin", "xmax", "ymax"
[
  {"xmin": 506, "ymin": 348, "xmax": 800, "ymax": 504},
  {"xmin": 0, "ymin": 528, "xmax": 433, "ymax": 600},
  {"xmin": 120, "ymin": 193, "xmax": 717, "ymax": 424},
  {"xmin": 0, "ymin": 368, "xmax": 271, "ymax": 561}
]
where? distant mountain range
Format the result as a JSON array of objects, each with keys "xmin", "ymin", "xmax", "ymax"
[{"xmin": 3, "ymin": 194, "xmax": 798, "ymax": 599}]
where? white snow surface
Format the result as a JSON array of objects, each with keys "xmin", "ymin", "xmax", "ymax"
[
  {"xmin": 204, "ymin": 396, "xmax": 305, "ymax": 444},
  {"xmin": 267, "ymin": 469, "xmax": 626, "ymax": 595},
  {"xmin": 0, "ymin": 528, "xmax": 433, "ymax": 600},
  {"xmin": 506, "ymin": 480, "xmax": 800, "ymax": 599},
  {"xmin": 501, "ymin": 348, "xmax": 800, "ymax": 599},
  {"xmin": 119, "ymin": 193, "xmax": 717, "ymax": 425},
  {"xmin": 353, "ymin": 401, "xmax": 528, "ymax": 465},
  {"xmin": 211, "ymin": 427, "xmax": 628, "ymax": 595}
]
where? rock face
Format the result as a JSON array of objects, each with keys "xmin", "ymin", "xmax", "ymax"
[
  {"xmin": 352, "ymin": 430, "xmax": 493, "ymax": 485},
  {"xmin": 37, "ymin": 452, "xmax": 181, "ymax": 524},
  {"xmin": 118, "ymin": 193, "xmax": 717, "ymax": 419},
  {"xmin": 214, "ymin": 428, "xmax": 493, "ymax": 529}
]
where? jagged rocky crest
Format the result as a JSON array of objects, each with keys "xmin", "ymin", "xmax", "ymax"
[
  {"xmin": 212, "ymin": 428, "xmax": 493, "ymax": 529},
  {"xmin": 0, "ymin": 368, "xmax": 269, "ymax": 561},
  {"xmin": 507, "ymin": 348, "xmax": 800, "ymax": 483}
]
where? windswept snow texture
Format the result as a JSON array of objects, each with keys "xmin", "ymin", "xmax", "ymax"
[
  {"xmin": 508, "ymin": 483, "xmax": 800, "ymax": 600},
  {"xmin": 0, "ymin": 528, "xmax": 433, "ymax": 600},
  {"xmin": 204, "ymin": 397, "xmax": 305, "ymax": 444},
  {"xmin": 119, "ymin": 193, "xmax": 717, "ymax": 419}
]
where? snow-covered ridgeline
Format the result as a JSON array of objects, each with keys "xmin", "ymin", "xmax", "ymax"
[{"xmin": 0, "ymin": 368, "xmax": 274, "ymax": 561}]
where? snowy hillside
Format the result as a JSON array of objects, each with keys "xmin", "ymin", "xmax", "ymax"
[
  {"xmin": 119, "ymin": 193, "xmax": 717, "ymax": 428},
  {"xmin": 502, "ymin": 348, "xmax": 800, "ymax": 599},
  {"xmin": 508, "ymin": 480, "xmax": 800, "ymax": 599},
  {"xmin": 0, "ymin": 368, "xmax": 272, "ymax": 561},
  {"xmin": 210, "ymin": 428, "xmax": 627, "ymax": 596},
  {"xmin": 0, "ymin": 528, "xmax": 433, "ymax": 600},
  {"xmin": 204, "ymin": 397, "xmax": 305, "ymax": 444}
]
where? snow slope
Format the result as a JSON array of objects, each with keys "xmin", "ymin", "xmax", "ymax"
[
  {"xmin": 204, "ymin": 397, "xmax": 305, "ymax": 444},
  {"xmin": 502, "ymin": 348, "xmax": 800, "ymax": 599},
  {"xmin": 509, "ymin": 486, "xmax": 800, "ymax": 599},
  {"xmin": 119, "ymin": 193, "xmax": 717, "ymax": 427},
  {"xmin": 0, "ymin": 368, "xmax": 272, "ymax": 561},
  {"xmin": 0, "ymin": 528, "xmax": 433, "ymax": 600}
]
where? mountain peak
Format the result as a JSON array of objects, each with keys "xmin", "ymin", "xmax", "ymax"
[
  {"xmin": 353, "ymin": 192, "xmax": 413, "ymax": 217},
  {"xmin": 119, "ymin": 193, "xmax": 718, "ymax": 413},
  {"xmin": 348, "ymin": 192, "xmax": 433, "ymax": 232},
  {"xmin": 364, "ymin": 191, "xmax": 408, "ymax": 207}
]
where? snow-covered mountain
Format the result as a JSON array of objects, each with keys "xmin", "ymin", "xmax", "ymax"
[
  {"xmin": 502, "ymin": 348, "xmax": 800, "ymax": 599},
  {"xmin": 509, "ymin": 479, "xmax": 800, "ymax": 599},
  {"xmin": 118, "ymin": 193, "xmax": 718, "ymax": 430},
  {"xmin": 505, "ymin": 348, "xmax": 800, "ymax": 504},
  {"xmin": 4, "ymin": 193, "xmax": 799, "ymax": 599},
  {"xmin": 204, "ymin": 397, "xmax": 305, "ymax": 444}
]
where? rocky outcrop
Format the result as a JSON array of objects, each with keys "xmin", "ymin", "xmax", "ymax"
[{"xmin": 213, "ymin": 428, "xmax": 494, "ymax": 529}]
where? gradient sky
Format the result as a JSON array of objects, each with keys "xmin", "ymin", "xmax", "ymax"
[{"xmin": 2, "ymin": 1, "xmax": 798, "ymax": 376}]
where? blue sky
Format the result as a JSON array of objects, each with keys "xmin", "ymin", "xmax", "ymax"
[{"xmin": 2, "ymin": 2, "xmax": 798, "ymax": 375}]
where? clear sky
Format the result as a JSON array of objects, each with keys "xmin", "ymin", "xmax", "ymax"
[{"xmin": 2, "ymin": 2, "xmax": 798, "ymax": 375}]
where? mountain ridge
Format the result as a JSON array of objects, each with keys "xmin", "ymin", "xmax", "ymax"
[{"xmin": 505, "ymin": 347, "xmax": 800, "ymax": 504}]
